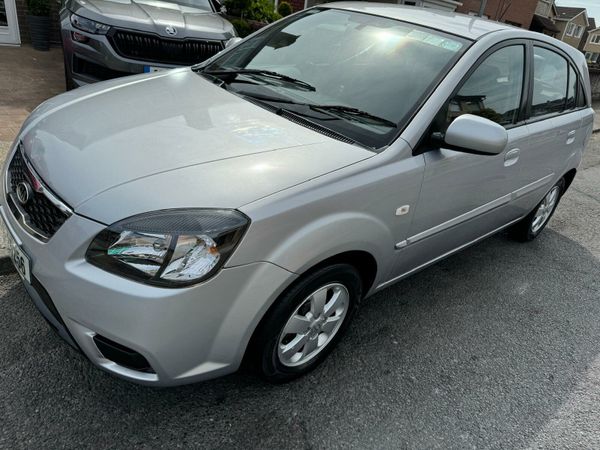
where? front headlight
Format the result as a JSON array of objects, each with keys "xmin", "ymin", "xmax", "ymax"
[
  {"xmin": 70, "ymin": 13, "xmax": 110, "ymax": 34},
  {"xmin": 86, "ymin": 209, "xmax": 249, "ymax": 287}
]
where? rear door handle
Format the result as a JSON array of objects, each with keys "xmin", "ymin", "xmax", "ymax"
[
  {"xmin": 504, "ymin": 148, "xmax": 520, "ymax": 167},
  {"xmin": 567, "ymin": 130, "xmax": 576, "ymax": 145}
]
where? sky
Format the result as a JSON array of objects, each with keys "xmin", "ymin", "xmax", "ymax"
[{"xmin": 555, "ymin": 0, "xmax": 600, "ymax": 22}]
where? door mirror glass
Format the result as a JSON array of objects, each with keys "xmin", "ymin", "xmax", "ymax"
[{"xmin": 444, "ymin": 114, "xmax": 508, "ymax": 155}]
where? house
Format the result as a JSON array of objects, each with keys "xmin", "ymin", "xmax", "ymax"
[
  {"xmin": 581, "ymin": 19, "xmax": 600, "ymax": 64},
  {"xmin": 529, "ymin": 0, "xmax": 560, "ymax": 37},
  {"xmin": 455, "ymin": 0, "xmax": 539, "ymax": 29},
  {"xmin": 300, "ymin": 0, "xmax": 462, "ymax": 13},
  {"xmin": 555, "ymin": 6, "xmax": 589, "ymax": 49},
  {"xmin": 0, "ymin": 0, "xmax": 61, "ymax": 45}
]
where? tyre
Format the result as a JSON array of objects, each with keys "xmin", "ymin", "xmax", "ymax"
[
  {"xmin": 251, "ymin": 264, "xmax": 362, "ymax": 383},
  {"xmin": 509, "ymin": 178, "xmax": 565, "ymax": 242}
]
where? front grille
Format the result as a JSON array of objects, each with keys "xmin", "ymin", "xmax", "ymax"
[
  {"xmin": 108, "ymin": 29, "xmax": 224, "ymax": 66},
  {"xmin": 6, "ymin": 146, "xmax": 71, "ymax": 240}
]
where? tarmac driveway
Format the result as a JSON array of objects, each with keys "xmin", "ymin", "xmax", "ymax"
[{"xmin": 0, "ymin": 134, "xmax": 598, "ymax": 449}]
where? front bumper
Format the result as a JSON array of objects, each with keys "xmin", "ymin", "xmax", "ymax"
[{"xmin": 0, "ymin": 174, "xmax": 296, "ymax": 386}]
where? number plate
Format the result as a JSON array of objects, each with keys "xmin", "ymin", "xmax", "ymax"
[
  {"xmin": 1, "ymin": 217, "xmax": 31, "ymax": 283},
  {"xmin": 143, "ymin": 66, "xmax": 169, "ymax": 73}
]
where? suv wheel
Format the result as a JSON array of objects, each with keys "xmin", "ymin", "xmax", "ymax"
[
  {"xmin": 510, "ymin": 178, "xmax": 565, "ymax": 242},
  {"xmin": 251, "ymin": 264, "xmax": 362, "ymax": 383}
]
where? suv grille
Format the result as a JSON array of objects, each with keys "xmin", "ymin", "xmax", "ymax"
[
  {"xmin": 6, "ymin": 146, "xmax": 71, "ymax": 241},
  {"xmin": 108, "ymin": 29, "xmax": 224, "ymax": 66}
]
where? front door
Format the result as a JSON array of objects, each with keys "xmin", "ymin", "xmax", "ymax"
[
  {"xmin": 0, "ymin": 0, "xmax": 20, "ymax": 45},
  {"xmin": 388, "ymin": 43, "xmax": 529, "ymax": 280}
]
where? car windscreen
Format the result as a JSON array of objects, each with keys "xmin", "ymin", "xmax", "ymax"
[{"xmin": 201, "ymin": 8, "xmax": 469, "ymax": 149}]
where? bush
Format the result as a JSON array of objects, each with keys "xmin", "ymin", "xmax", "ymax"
[
  {"xmin": 27, "ymin": 0, "xmax": 50, "ymax": 16},
  {"xmin": 225, "ymin": 0, "xmax": 281, "ymax": 23},
  {"xmin": 277, "ymin": 1, "xmax": 292, "ymax": 16},
  {"xmin": 247, "ymin": 0, "xmax": 281, "ymax": 22},
  {"xmin": 231, "ymin": 18, "xmax": 252, "ymax": 37}
]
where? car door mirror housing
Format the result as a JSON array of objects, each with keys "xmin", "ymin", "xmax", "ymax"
[{"xmin": 443, "ymin": 114, "xmax": 508, "ymax": 155}]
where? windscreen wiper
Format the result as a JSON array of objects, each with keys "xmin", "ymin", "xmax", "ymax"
[
  {"xmin": 202, "ymin": 68, "xmax": 316, "ymax": 92},
  {"xmin": 231, "ymin": 90, "xmax": 396, "ymax": 129},
  {"xmin": 309, "ymin": 105, "xmax": 397, "ymax": 128}
]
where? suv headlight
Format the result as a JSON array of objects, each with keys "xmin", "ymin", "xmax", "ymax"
[
  {"xmin": 70, "ymin": 13, "xmax": 110, "ymax": 34},
  {"xmin": 86, "ymin": 209, "xmax": 249, "ymax": 287}
]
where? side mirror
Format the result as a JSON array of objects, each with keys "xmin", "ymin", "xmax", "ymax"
[
  {"xmin": 443, "ymin": 114, "xmax": 508, "ymax": 155},
  {"xmin": 220, "ymin": 5, "xmax": 227, "ymax": 14}
]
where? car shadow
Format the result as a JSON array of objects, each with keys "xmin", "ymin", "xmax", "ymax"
[{"xmin": 1, "ymin": 229, "xmax": 599, "ymax": 448}]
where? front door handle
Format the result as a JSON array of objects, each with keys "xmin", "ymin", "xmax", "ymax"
[
  {"xmin": 504, "ymin": 148, "xmax": 520, "ymax": 167},
  {"xmin": 567, "ymin": 130, "xmax": 576, "ymax": 145}
]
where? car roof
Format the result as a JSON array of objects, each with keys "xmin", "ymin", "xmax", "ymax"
[{"xmin": 320, "ymin": 2, "xmax": 516, "ymax": 40}]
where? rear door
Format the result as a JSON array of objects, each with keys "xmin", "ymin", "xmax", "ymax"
[{"xmin": 514, "ymin": 44, "xmax": 586, "ymax": 213}]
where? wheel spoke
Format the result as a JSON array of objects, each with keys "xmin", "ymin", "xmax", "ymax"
[
  {"xmin": 321, "ymin": 315, "xmax": 342, "ymax": 334},
  {"xmin": 280, "ymin": 333, "xmax": 309, "ymax": 360},
  {"xmin": 323, "ymin": 287, "xmax": 346, "ymax": 317},
  {"xmin": 303, "ymin": 336, "xmax": 318, "ymax": 355},
  {"xmin": 310, "ymin": 288, "xmax": 327, "ymax": 316},
  {"xmin": 283, "ymin": 314, "xmax": 311, "ymax": 334}
]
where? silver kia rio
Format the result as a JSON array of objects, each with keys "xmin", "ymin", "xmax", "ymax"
[{"xmin": 1, "ymin": 3, "xmax": 594, "ymax": 385}]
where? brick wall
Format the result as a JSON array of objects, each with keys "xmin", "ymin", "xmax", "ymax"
[
  {"xmin": 287, "ymin": 0, "xmax": 304, "ymax": 13},
  {"xmin": 456, "ymin": 0, "xmax": 538, "ymax": 29},
  {"xmin": 15, "ymin": 0, "xmax": 62, "ymax": 45}
]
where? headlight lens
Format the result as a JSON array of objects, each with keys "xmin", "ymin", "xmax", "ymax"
[
  {"xmin": 86, "ymin": 209, "xmax": 249, "ymax": 287},
  {"xmin": 70, "ymin": 13, "xmax": 110, "ymax": 35}
]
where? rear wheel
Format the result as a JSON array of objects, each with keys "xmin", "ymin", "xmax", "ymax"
[
  {"xmin": 509, "ymin": 178, "xmax": 565, "ymax": 242},
  {"xmin": 251, "ymin": 264, "xmax": 361, "ymax": 383}
]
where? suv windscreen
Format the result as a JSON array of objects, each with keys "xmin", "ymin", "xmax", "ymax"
[{"xmin": 200, "ymin": 8, "xmax": 468, "ymax": 149}]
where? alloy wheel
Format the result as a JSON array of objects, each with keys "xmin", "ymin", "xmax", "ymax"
[
  {"xmin": 277, "ymin": 283, "xmax": 349, "ymax": 367},
  {"xmin": 531, "ymin": 186, "xmax": 560, "ymax": 233}
]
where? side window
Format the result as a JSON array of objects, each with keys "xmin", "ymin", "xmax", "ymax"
[
  {"xmin": 531, "ymin": 47, "xmax": 568, "ymax": 117},
  {"xmin": 445, "ymin": 45, "xmax": 525, "ymax": 128},
  {"xmin": 566, "ymin": 65, "xmax": 577, "ymax": 110}
]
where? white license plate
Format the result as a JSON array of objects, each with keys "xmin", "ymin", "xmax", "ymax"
[
  {"xmin": 1, "ymin": 218, "xmax": 31, "ymax": 284},
  {"xmin": 143, "ymin": 66, "xmax": 169, "ymax": 73}
]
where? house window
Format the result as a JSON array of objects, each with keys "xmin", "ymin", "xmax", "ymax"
[
  {"xmin": 575, "ymin": 25, "xmax": 584, "ymax": 38},
  {"xmin": 591, "ymin": 34, "xmax": 600, "ymax": 44},
  {"xmin": 566, "ymin": 22, "xmax": 575, "ymax": 36},
  {"xmin": 593, "ymin": 53, "xmax": 600, "ymax": 64}
]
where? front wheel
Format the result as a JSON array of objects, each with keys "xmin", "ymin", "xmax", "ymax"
[
  {"xmin": 509, "ymin": 178, "xmax": 565, "ymax": 242},
  {"xmin": 251, "ymin": 264, "xmax": 362, "ymax": 383}
]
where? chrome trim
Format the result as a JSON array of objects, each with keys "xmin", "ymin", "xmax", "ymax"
[
  {"xmin": 4, "ymin": 144, "xmax": 73, "ymax": 243},
  {"xmin": 511, "ymin": 173, "xmax": 554, "ymax": 200},
  {"xmin": 21, "ymin": 151, "xmax": 73, "ymax": 216},
  {"xmin": 394, "ymin": 173, "xmax": 556, "ymax": 250},
  {"xmin": 6, "ymin": 194, "xmax": 53, "ymax": 243},
  {"xmin": 404, "ymin": 193, "xmax": 512, "ymax": 246},
  {"xmin": 380, "ymin": 216, "xmax": 524, "ymax": 290}
]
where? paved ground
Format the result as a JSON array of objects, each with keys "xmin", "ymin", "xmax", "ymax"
[
  {"xmin": 0, "ymin": 137, "xmax": 599, "ymax": 449},
  {"xmin": 1, "ymin": 45, "xmax": 600, "ymax": 449}
]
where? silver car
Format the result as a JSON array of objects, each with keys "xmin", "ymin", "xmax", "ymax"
[
  {"xmin": 2, "ymin": 4, "xmax": 594, "ymax": 386},
  {"xmin": 60, "ymin": 0, "xmax": 236, "ymax": 88}
]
